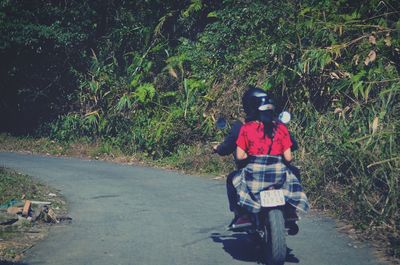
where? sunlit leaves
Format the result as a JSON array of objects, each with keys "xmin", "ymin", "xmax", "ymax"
[
  {"xmin": 351, "ymin": 70, "xmax": 367, "ymax": 98},
  {"xmin": 182, "ymin": 0, "xmax": 202, "ymax": 18},
  {"xmin": 135, "ymin": 83, "xmax": 156, "ymax": 104},
  {"xmin": 207, "ymin": 11, "xmax": 217, "ymax": 18},
  {"xmin": 364, "ymin": 50, "xmax": 377, "ymax": 65},
  {"xmin": 84, "ymin": 111, "xmax": 100, "ymax": 127},
  {"xmin": 301, "ymin": 49, "xmax": 333, "ymax": 73},
  {"xmin": 116, "ymin": 94, "xmax": 132, "ymax": 112}
]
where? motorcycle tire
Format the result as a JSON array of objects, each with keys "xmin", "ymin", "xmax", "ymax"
[{"xmin": 265, "ymin": 209, "xmax": 287, "ymax": 265}]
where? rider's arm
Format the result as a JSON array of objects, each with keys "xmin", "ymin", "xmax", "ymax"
[
  {"xmin": 290, "ymin": 133, "xmax": 298, "ymax": 152},
  {"xmin": 283, "ymin": 148, "xmax": 292, "ymax": 162},
  {"xmin": 235, "ymin": 124, "xmax": 248, "ymax": 160},
  {"xmin": 214, "ymin": 120, "xmax": 242, "ymax": 156},
  {"xmin": 280, "ymin": 123, "xmax": 293, "ymax": 162},
  {"xmin": 236, "ymin": 146, "xmax": 248, "ymax": 160}
]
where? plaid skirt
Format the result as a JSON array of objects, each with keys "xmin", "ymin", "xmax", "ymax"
[{"xmin": 232, "ymin": 155, "xmax": 309, "ymax": 213}]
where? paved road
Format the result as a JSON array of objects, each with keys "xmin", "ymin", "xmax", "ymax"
[{"xmin": 0, "ymin": 152, "xmax": 384, "ymax": 265}]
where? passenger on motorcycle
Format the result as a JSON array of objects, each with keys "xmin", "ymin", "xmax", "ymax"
[
  {"xmin": 214, "ymin": 86, "xmax": 284, "ymax": 229},
  {"xmin": 233, "ymin": 86, "xmax": 309, "ymax": 228}
]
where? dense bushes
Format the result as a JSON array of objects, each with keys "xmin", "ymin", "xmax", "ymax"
[{"xmin": 1, "ymin": 0, "xmax": 399, "ymax": 257}]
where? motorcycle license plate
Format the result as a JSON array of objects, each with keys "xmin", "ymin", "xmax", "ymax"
[{"xmin": 260, "ymin": 189, "xmax": 285, "ymax": 207}]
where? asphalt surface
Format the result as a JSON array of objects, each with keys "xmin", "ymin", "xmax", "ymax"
[{"xmin": 0, "ymin": 152, "xmax": 385, "ymax": 265}]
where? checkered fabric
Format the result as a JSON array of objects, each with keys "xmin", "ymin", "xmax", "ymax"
[{"xmin": 232, "ymin": 155, "xmax": 309, "ymax": 213}]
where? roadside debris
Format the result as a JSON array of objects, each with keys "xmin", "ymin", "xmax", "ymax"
[
  {"xmin": 22, "ymin": 200, "xmax": 31, "ymax": 217},
  {"xmin": 0, "ymin": 168, "xmax": 70, "ymax": 262},
  {"xmin": 40, "ymin": 206, "xmax": 59, "ymax": 224},
  {"xmin": 0, "ymin": 213, "xmax": 18, "ymax": 226},
  {"xmin": 30, "ymin": 200, "xmax": 52, "ymax": 205},
  {"xmin": 6, "ymin": 207, "xmax": 22, "ymax": 215},
  {"xmin": 1, "ymin": 196, "xmax": 71, "ymax": 262},
  {"xmin": 0, "ymin": 199, "xmax": 20, "ymax": 210},
  {"xmin": 0, "ymin": 198, "xmax": 71, "ymax": 226}
]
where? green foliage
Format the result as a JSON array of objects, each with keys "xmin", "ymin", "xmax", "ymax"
[
  {"xmin": 50, "ymin": 114, "xmax": 84, "ymax": 142},
  {"xmin": 159, "ymin": 144, "xmax": 235, "ymax": 175},
  {"xmin": 135, "ymin": 83, "xmax": 156, "ymax": 104},
  {"xmin": 296, "ymin": 91, "xmax": 399, "ymax": 253},
  {"xmin": 182, "ymin": 0, "xmax": 202, "ymax": 18}
]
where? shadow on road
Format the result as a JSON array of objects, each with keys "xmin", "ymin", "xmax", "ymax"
[
  {"xmin": 286, "ymin": 248, "xmax": 300, "ymax": 263},
  {"xmin": 211, "ymin": 232, "xmax": 300, "ymax": 264},
  {"xmin": 211, "ymin": 232, "xmax": 262, "ymax": 262}
]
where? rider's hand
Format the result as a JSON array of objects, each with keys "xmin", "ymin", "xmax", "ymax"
[{"xmin": 213, "ymin": 144, "xmax": 219, "ymax": 153}]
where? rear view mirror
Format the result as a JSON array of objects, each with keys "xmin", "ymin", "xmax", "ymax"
[
  {"xmin": 278, "ymin": 111, "xmax": 291, "ymax": 124},
  {"xmin": 216, "ymin": 117, "xmax": 228, "ymax": 129}
]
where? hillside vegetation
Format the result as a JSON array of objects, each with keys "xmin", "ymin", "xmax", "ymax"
[{"xmin": 1, "ymin": 0, "xmax": 399, "ymax": 258}]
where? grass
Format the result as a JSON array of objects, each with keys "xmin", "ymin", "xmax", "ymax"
[
  {"xmin": 0, "ymin": 167, "xmax": 50, "ymax": 205},
  {"xmin": 0, "ymin": 133, "xmax": 68, "ymax": 156},
  {"xmin": 294, "ymin": 110, "xmax": 400, "ymax": 260},
  {"xmin": 157, "ymin": 143, "xmax": 235, "ymax": 176}
]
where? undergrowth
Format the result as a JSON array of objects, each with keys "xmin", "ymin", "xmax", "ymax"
[{"xmin": 0, "ymin": 167, "xmax": 48, "ymax": 205}]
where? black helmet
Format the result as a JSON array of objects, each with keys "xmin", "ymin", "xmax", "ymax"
[{"xmin": 242, "ymin": 86, "xmax": 275, "ymax": 117}]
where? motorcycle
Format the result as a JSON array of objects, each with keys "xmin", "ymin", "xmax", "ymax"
[
  {"xmin": 216, "ymin": 111, "xmax": 300, "ymax": 265},
  {"xmin": 241, "ymin": 182, "xmax": 298, "ymax": 265}
]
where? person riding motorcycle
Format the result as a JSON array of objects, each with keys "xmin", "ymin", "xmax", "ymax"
[{"xmin": 213, "ymin": 118, "xmax": 250, "ymax": 228}]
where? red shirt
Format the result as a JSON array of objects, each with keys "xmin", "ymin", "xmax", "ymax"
[{"xmin": 236, "ymin": 121, "xmax": 292, "ymax": 156}]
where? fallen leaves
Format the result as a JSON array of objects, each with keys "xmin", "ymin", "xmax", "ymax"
[
  {"xmin": 369, "ymin": 35, "xmax": 376, "ymax": 45},
  {"xmin": 364, "ymin": 50, "xmax": 377, "ymax": 66},
  {"xmin": 384, "ymin": 35, "xmax": 392, "ymax": 47},
  {"xmin": 371, "ymin": 116, "xmax": 379, "ymax": 134}
]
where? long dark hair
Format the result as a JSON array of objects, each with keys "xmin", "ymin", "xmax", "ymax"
[{"xmin": 259, "ymin": 109, "xmax": 276, "ymax": 139}]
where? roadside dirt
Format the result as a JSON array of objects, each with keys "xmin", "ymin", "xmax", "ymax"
[
  {"xmin": 314, "ymin": 209, "xmax": 400, "ymax": 265},
  {"xmin": 0, "ymin": 181, "xmax": 69, "ymax": 263}
]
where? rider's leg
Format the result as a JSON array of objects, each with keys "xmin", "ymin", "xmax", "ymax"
[
  {"xmin": 226, "ymin": 170, "xmax": 252, "ymax": 229},
  {"xmin": 226, "ymin": 170, "xmax": 240, "ymax": 213},
  {"xmin": 285, "ymin": 204, "xmax": 299, "ymax": 221},
  {"xmin": 285, "ymin": 204, "xmax": 300, "ymax": 235},
  {"xmin": 286, "ymin": 163, "xmax": 301, "ymax": 182}
]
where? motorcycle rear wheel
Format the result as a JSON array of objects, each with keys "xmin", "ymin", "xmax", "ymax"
[{"xmin": 265, "ymin": 209, "xmax": 286, "ymax": 265}]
